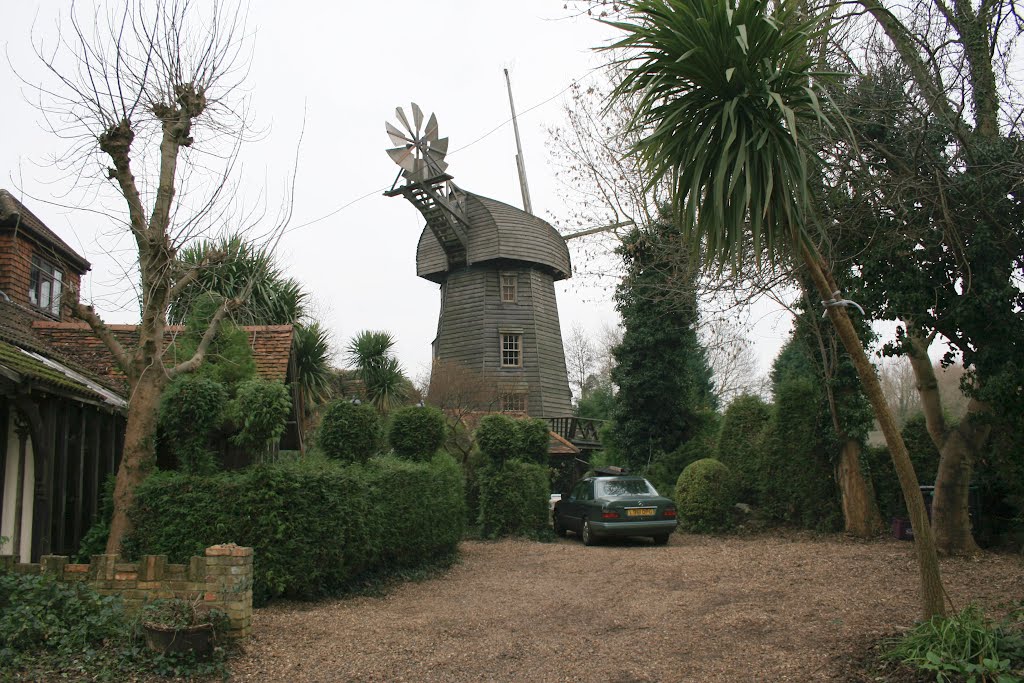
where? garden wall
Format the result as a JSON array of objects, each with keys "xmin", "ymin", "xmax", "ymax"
[{"xmin": 0, "ymin": 543, "xmax": 252, "ymax": 638}]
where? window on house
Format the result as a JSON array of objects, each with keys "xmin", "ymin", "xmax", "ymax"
[
  {"xmin": 500, "ymin": 392, "xmax": 527, "ymax": 413},
  {"xmin": 500, "ymin": 273, "xmax": 517, "ymax": 303},
  {"xmin": 29, "ymin": 256, "xmax": 63, "ymax": 317},
  {"xmin": 501, "ymin": 334, "xmax": 522, "ymax": 367}
]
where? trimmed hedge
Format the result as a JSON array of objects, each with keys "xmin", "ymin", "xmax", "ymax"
[
  {"xmin": 477, "ymin": 459, "xmax": 550, "ymax": 538},
  {"xmin": 317, "ymin": 400, "xmax": 381, "ymax": 463},
  {"xmin": 124, "ymin": 454, "xmax": 464, "ymax": 605},
  {"xmin": 388, "ymin": 405, "xmax": 446, "ymax": 461},
  {"xmin": 674, "ymin": 458, "xmax": 736, "ymax": 533}
]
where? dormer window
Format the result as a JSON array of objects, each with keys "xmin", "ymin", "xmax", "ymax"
[{"xmin": 29, "ymin": 255, "xmax": 63, "ymax": 317}]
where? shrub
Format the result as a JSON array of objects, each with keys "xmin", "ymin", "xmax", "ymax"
[
  {"xmin": 715, "ymin": 394, "xmax": 771, "ymax": 503},
  {"xmin": 674, "ymin": 458, "xmax": 736, "ymax": 533},
  {"xmin": 318, "ymin": 400, "xmax": 381, "ymax": 463},
  {"xmin": 882, "ymin": 604, "xmax": 1024, "ymax": 682},
  {"xmin": 227, "ymin": 379, "xmax": 292, "ymax": 453},
  {"xmin": 157, "ymin": 375, "xmax": 227, "ymax": 474},
  {"xmin": 478, "ymin": 459, "xmax": 550, "ymax": 538},
  {"xmin": 124, "ymin": 454, "xmax": 464, "ymax": 605},
  {"xmin": 0, "ymin": 572, "xmax": 230, "ymax": 680},
  {"xmin": 646, "ymin": 408, "xmax": 720, "ymax": 499},
  {"xmin": 475, "ymin": 414, "xmax": 521, "ymax": 466},
  {"xmin": 517, "ymin": 418, "xmax": 551, "ymax": 465},
  {"xmin": 758, "ymin": 376, "xmax": 842, "ymax": 531},
  {"xmin": 388, "ymin": 405, "xmax": 446, "ymax": 461}
]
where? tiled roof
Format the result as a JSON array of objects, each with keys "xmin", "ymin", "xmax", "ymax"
[
  {"xmin": 31, "ymin": 321, "xmax": 294, "ymax": 388},
  {"xmin": 0, "ymin": 298, "xmax": 127, "ymax": 407},
  {"xmin": 0, "ymin": 189, "xmax": 90, "ymax": 273}
]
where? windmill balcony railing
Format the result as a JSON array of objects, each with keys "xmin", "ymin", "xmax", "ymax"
[{"xmin": 547, "ymin": 416, "xmax": 605, "ymax": 448}]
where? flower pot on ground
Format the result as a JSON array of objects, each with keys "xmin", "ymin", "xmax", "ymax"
[{"xmin": 140, "ymin": 596, "xmax": 225, "ymax": 657}]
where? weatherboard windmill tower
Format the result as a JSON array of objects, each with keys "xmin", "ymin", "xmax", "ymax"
[{"xmin": 384, "ymin": 103, "xmax": 573, "ymax": 417}]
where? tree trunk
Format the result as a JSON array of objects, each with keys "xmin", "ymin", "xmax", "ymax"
[
  {"xmin": 802, "ymin": 246, "xmax": 946, "ymax": 619},
  {"xmin": 905, "ymin": 329, "xmax": 985, "ymax": 555},
  {"xmin": 105, "ymin": 364, "xmax": 166, "ymax": 554},
  {"xmin": 836, "ymin": 438, "xmax": 884, "ymax": 536},
  {"xmin": 931, "ymin": 427, "xmax": 982, "ymax": 555}
]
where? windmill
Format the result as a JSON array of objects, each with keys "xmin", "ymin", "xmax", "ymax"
[{"xmin": 385, "ymin": 103, "xmax": 573, "ymax": 418}]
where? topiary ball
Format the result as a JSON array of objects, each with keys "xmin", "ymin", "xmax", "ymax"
[
  {"xmin": 388, "ymin": 405, "xmax": 446, "ymax": 461},
  {"xmin": 475, "ymin": 414, "xmax": 521, "ymax": 466},
  {"xmin": 517, "ymin": 418, "xmax": 551, "ymax": 465},
  {"xmin": 674, "ymin": 458, "xmax": 737, "ymax": 533},
  {"xmin": 317, "ymin": 400, "xmax": 381, "ymax": 463}
]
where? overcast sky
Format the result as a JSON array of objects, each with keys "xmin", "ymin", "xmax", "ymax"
[{"xmin": 2, "ymin": 1, "xmax": 793, "ymax": 384}]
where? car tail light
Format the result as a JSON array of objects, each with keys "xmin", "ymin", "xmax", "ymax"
[
  {"xmin": 663, "ymin": 508, "xmax": 677, "ymax": 518},
  {"xmin": 601, "ymin": 511, "xmax": 620, "ymax": 519}
]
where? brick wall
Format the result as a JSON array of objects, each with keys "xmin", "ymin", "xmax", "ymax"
[
  {"xmin": 0, "ymin": 232, "xmax": 82, "ymax": 319},
  {"xmin": 0, "ymin": 544, "xmax": 253, "ymax": 639}
]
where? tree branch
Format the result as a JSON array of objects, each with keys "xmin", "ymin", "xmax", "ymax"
[
  {"xmin": 167, "ymin": 297, "xmax": 239, "ymax": 377},
  {"xmin": 166, "ymin": 247, "xmax": 229, "ymax": 303},
  {"xmin": 64, "ymin": 288, "xmax": 132, "ymax": 375},
  {"xmin": 905, "ymin": 325, "xmax": 949, "ymax": 446}
]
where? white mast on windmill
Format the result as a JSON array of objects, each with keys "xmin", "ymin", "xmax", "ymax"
[{"xmin": 502, "ymin": 69, "xmax": 633, "ymax": 240}]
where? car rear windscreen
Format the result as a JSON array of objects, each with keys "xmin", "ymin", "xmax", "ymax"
[{"xmin": 598, "ymin": 479, "xmax": 656, "ymax": 497}]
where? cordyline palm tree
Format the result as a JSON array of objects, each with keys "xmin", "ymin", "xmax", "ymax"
[
  {"xmin": 605, "ymin": 0, "xmax": 946, "ymax": 618},
  {"xmin": 170, "ymin": 234, "xmax": 307, "ymax": 326},
  {"xmin": 346, "ymin": 330, "xmax": 409, "ymax": 413}
]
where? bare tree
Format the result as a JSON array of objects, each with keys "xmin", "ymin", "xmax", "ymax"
[
  {"xmin": 426, "ymin": 359, "xmax": 501, "ymax": 464},
  {"xmin": 563, "ymin": 323, "xmax": 597, "ymax": 402},
  {"xmin": 701, "ymin": 318, "xmax": 763, "ymax": 406},
  {"xmin": 879, "ymin": 355, "xmax": 922, "ymax": 426},
  {"xmin": 23, "ymin": 0, "xmax": 285, "ymax": 553}
]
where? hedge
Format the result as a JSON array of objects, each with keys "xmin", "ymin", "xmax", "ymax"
[
  {"xmin": 123, "ymin": 454, "xmax": 464, "ymax": 605},
  {"xmin": 477, "ymin": 459, "xmax": 550, "ymax": 538}
]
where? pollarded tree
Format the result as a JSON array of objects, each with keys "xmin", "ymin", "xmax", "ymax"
[
  {"xmin": 24, "ymin": 0, "xmax": 286, "ymax": 553},
  {"xmin": 606, "ymin": 0, "xmax": 946, "ymax": 617}
]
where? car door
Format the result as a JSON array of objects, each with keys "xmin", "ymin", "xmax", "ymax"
[{"xmin": 561, "ymin": 479, "xmax": 590, "ymax": 532}]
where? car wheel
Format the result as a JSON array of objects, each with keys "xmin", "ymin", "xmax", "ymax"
[
  {"xmin": 553, "ymin": 513, "xmax": 568, "ymax": 538},
  {"xmin": 653, "ymin": 534, "xmax": 670, "ymax": 546},
  {"xmin": 581, "ymin": 519, "xmax": 597, "ymax": 546}
]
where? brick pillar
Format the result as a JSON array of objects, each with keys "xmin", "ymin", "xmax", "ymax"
[
  {"xmin": 40, "ymin": 555, "xmax": 68, "ymax": 578},
  {"xmin": 203, "ymin": 544, "xmax": 253, "ymax": 639}
]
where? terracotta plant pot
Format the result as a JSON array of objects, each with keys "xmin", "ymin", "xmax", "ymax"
[{"xmin": 142, "ymin": 621, "xmax": 215, "ymax": 657}]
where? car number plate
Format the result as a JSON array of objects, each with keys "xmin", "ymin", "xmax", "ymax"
[{"xmin": 627, "ymin": 508, "xmax": 656, "ymax": 517}]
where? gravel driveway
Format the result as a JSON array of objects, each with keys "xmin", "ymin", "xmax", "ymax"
[{"xmin": 230, "ymin": 534, "xmax": 1022, "ymax": 682}]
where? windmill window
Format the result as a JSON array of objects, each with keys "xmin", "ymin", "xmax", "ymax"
[
  {"xmin": 500, "ymin": 273, "xmax": 517, "ymax": 303},
  {"xmin": 501, "ymin": 334, "xmax": 522, "ymax": 367},
  {"xmin": 29, "ymin": 255, "xmax": 63, "ymax": 317},
  {"xmin": 500, "ymin": 392, "xmax": 527, "ymax": 413}
]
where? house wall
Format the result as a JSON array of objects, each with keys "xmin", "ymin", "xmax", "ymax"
[
  {"xmin": 0, "ymin": 232, "xmax": 82, "ymax": 319},
  {"xmin": 0, "ymin": 396, "xmax": 123, "ymax": 562},
  {"xmin": 0, "ymin": 410, "xmax": 35, "ymax": 562},
  {"xmin": 0, "ymin": 544, "xmax": 253, "ymax": 639}
]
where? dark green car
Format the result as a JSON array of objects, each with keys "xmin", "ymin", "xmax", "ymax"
[{"xmin": 553, "ymin": 475, "xmax": 677, "ymax": 546}]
